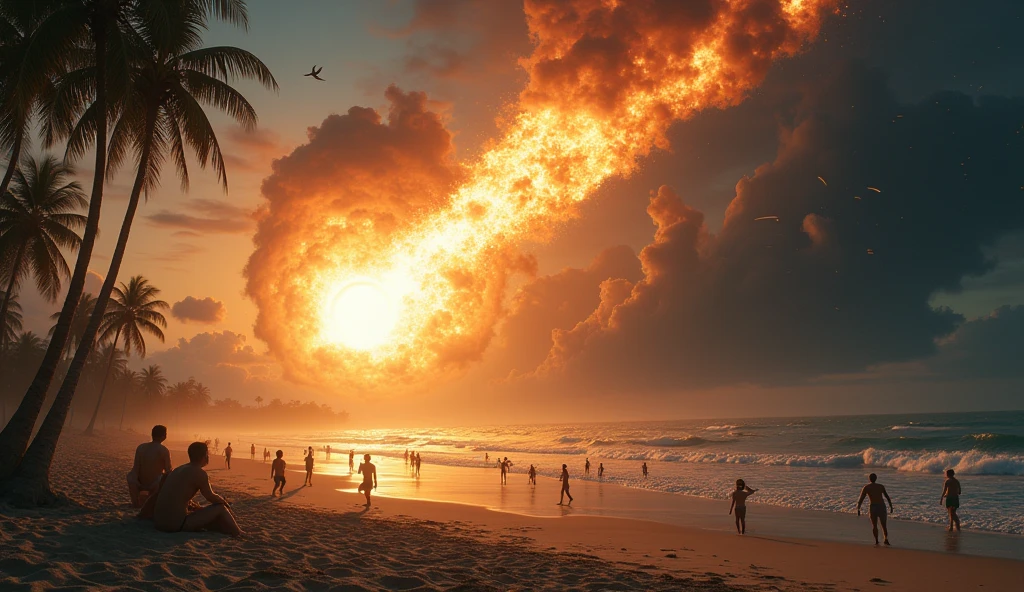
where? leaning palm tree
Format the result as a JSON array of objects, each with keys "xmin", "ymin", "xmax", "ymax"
[
  {"xmin": 0, "ymin": 0, "xmax": 70, "ymax": 202},
  {"xmin": 0, "ymin": 290, "xmax": 22, "ymax": 348},
  {"xmin": 0, "ymin": 154, "xmax": 87, "ymax": 360},
  {"xmin": 0, "ymin": 0, "xmax": 251, "ymax": 499},
  {"xmin": 48, "ymin": 292, "xmax": 97, "ymax": 359},
  {"xmin": 83, "ymin": 276, "xmax": 167, "ymax": 436}
]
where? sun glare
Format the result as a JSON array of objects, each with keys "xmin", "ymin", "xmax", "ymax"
[{"xmin": 323, "ymin": 281, "xmax": 398, "ymax": 351}]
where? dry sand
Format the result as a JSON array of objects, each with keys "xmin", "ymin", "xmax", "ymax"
[{"xmin": 1, "ymin": 432, "xmax": 1021, "ymax": 591}]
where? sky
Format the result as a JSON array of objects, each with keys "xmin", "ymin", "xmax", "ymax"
[{"xmin": 16, "ymin": 0, "xmax": 1024, "ymax": 426}]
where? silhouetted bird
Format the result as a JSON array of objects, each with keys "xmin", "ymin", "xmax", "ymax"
[{"xmin": 304, "ymin": 65, "xmax": 325, "ymax": 81}]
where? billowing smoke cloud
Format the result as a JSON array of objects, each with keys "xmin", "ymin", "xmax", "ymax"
[
  {"xmin": 532, "ymin": 65, "xmax": 1024, "ymax": 390},
  {"xmin": 245, "ymin": 1, "xmax": 834, "ymax": 391},
  {"xmin": 171, "ymin": 296, "xmax": 226, "ymax": 324}
]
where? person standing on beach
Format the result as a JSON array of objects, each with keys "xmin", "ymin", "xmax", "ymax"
[
  {"xmin": 349, "ymin": 449, "xmax": 355, "ymax": 470},
  {"xmin": 558, "ymin": 464, "xmax": 574, "ymax": 505},
  {"xmin": 528, "ymin": 465, "xmax": 537, "ymax": 485},
  {"xmin": 224, "ymin": 443, "xmax": 233, "ymax": 469},
  {"xmin": 728, "ymin": 479, "xmax": 758, "ymax": 534},
  {"xmin": 304, "ymin": 446, "xmax": 314, "ymax": 486},
  {"xmin": 326, "ymin": 445, "xmax": 332, "ymax": 461},
  {"xmin": 214, "ymin": 438, "xmax": 220, "ymax": 454},
  {"xmin": 250, "ymin": 444, "xmax": 255, "ymax": 461},
  {"xmin": 263, "ymin": 448, "xmax": 268, "ymax": 463},
  {"xmin": 127, "ymin": 425, "xmax": 172, "ymax": 508},
  {"xmin": 404, "ymin": 449, "xmax": 409, "ymax": 464},
  {"xmin": 857, "ymin": 473, "xmax": 894, "ymax": 546},
  {"xmin": 598, "ymin": 463, "xmax": 604, "ymax": 478},
  {"xmin": 271, "ymin": 450, "xmax": 286, "ymax": 496},
  {"xmin": 358, "ymin": 454, "xmax": 377, "ymax": 506},
  {"xmin": 415, "ymin": 452, "xmax": 422, "ymax": 475},
  {"xmin": 153, "ymin": 441, "xmax": 242, "ymax": 536},
  {"xmin": 940, "ymin": 469, "xmax": 962, "ymax": 531},
  {"xmin": 585, "ymin": 458, "xmax": 591, "ymax": 476},
  {"xmin": 642, "ymin": 462, "xmax": 648, "ymax": 478}
]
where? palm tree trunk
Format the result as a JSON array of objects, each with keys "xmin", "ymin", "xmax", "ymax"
[
  {"xmin": 0, "ymin": 242, "xmax": 27, "ymax": 379},
  {"xmin": 4, "ymin": 105, "xmax": 156, "ymax": 504},
  {"xmin": 0, "ymin": 24, "xmax": 109, "ymax": 482},
  {"xmin": 118, "ymin": 375, "xmax": 131, "ymax": 431},
  {"xmin": 0, "ymin": 132, "xmax": 24, "ymax": 203},
  {"xmin": 84, "ymin": 327, "xmax": 121, "ymax": 436}
]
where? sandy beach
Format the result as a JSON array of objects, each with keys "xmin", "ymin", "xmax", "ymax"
[{"xmin": 1, "ymin": 432, "xmax": 1021, "ymax": 591}]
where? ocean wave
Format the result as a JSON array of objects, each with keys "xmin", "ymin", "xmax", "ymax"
[
  {"xmin": 626, "ymin": 436, "xmax": 709, "ymax": 447},
  {"xmin": 558, "ymin": 436, "xmax": 584, "ymax": 444},
  {"xmin": 965, "ymin": 433, "xmax": 1024, "ymax": 452},
  {"xmin": 703, "ymin": 425, "xmax": 738, "ymax": 432}
]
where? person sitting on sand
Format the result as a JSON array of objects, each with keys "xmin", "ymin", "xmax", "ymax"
[
  {"xmin": 940, "ymin": 469, "xmax": 962, "ymax": 532},
  {"xmin": 642, "ymin": 462, "xmax": 648, "ymax": 478},
  {"xmin": 224, "ymin": 442, "xmax": 233, "ymax": 469},
  {"xmin": 728, "ymin": 479, "xmax": 758, "ymax": 534},
  {"xmin": 304, "ymin": 446, "xmax": 314, "ymax": 486},
  {"xmin": 558, "ymin": 464, "xmax": 573, "ymax": 505},
  {"xmin": 250, "ymin": 443, "xmax": 255, "ymax": 460},
  {"xmin": 358, "ymin": 454, "xmax": 377, "ymax": 506},
  {"xmin": 598, "ymin": 463, "xmax": 604, "ymax": 478},
  {"xmin": 153, "ymin": 441, "xmax": 242, "ymax": 536},
  {"xmin": 127, "ymin": 425, "xmax": 172, "ymax": 508},
  {"xmin": 857, "ymin": 473, "xmax": 894, "ymax": 546},
  {"xmin": 528, "ymin": 464, "xmax": 537, "ymax": 485},
  {"xmin": 271, "ymin": 450, "xmax": 286, "ymax": 496}
]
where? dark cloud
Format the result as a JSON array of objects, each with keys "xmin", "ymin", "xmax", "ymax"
[
  {"xmin": 146, "ymin": 199, "xmax": 253, "ymax": 234},
  {"xmin": 222, "ymin": 127, "xmax": 284, "ymax": 173},
  {"xmin": 171, "ymin": 296, "xmax": 226, "ymax": 324},
  {"xmin": 531, "ymin": 64, "xmax": 1024, "ymax": 391},
  {"xmin": 929, "ymin": 306, "xmax": 1024, "ymax": 379}
]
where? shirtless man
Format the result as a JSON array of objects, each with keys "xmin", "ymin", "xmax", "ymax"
[
  {"xmin": 728, "ymin": 479, "xmax": 758, "ymax": 534},
  {"xmin": 940, "ymin": 469, "xmax": 962, "ymax": 531},
  {"xmin": 153, "ymin": 441, "xmax": 241, "ymax": 536},
  {"xmin": 271, "ymin": 450, "xmax": 286, "ymax": 496},
  {"xmin": 558, "ymin": 464, "xmax": 573, "ymax": 505},
  {"xmin": 500, "ymin": 457, "xmax": 512, "ymax": 484},
  {"xmin": 224, "ymin": 442, "xmax": 233, "ymax": 469},
  {"xmin": 127, "ymin": 425, "xmax": 172, "ymax": 508},
  {"xmin": 857, "ymin": 473, "xmax": 894, "ymax": 546},
  {"xmin": 357, "ymin": 454, "xmax": 377, "ymax": 506}
]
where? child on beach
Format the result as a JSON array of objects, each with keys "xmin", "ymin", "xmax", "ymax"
[
  {"xmin": 271, "ymin": 450, "xmax": 286, "ymax": 496},
  {"xmin": 558, "ymin": 464, "xmax": 573, "ymax": 505},
  {"xmin": 728, "ymin": 479, "xmax": 758, "ymax": 534},
  {"xmin": 358, "ymin": 454, "xmax": 377, "ymax": 506},
  {"xmin": 940, "ymin": 469, "xmax": 962, "ymax": 531},
  {"xmin": 304, "ymin": 446, "xmax": 314, "ymax": 486}
]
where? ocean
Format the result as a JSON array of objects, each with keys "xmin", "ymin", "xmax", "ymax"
[{"xmin": 260, "ymin": 410, "xmax": 1024, "ymax": 536}]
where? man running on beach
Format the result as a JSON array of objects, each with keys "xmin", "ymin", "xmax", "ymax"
[
  {"xmin": 857, "ymin": 473, "xmax": 894, "ymax": 546},
  {"xmin": 728, "ymin": 479, "xmax": 758, "ymax": 534},
  {"xmin": 153, "ymin": 442, "xmax": 241, "ymax": 536},
  {"xmin": 558, "ymin": 464, "xmax": 573, "ymax": 505},
  {"xmin": 358, "ymin": 454, "xmax": 377, "ymax": 506},
  {"xmin": 127, "ymin": 425, "xmax": 172, "ymax": 508},
  {"xmin": 224, "ymin": 442, "xmax": 232, "ymax": 469},
  {"xmin": 940, "ymin": 469, "xmax": 962, "ymax": 531},
  {"xmin": 271, "ymin": 450, "xmax": 287, "ymax": 496}
]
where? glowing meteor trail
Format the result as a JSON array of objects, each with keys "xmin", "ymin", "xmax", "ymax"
[{"xmin": 249, "ymin": 0, "xmax": 837, "ymax": 389}]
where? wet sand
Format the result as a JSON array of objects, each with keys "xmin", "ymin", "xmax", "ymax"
[{"xmin": 1, "ymin": 432, "xmax": 1021, "ymax": 591}]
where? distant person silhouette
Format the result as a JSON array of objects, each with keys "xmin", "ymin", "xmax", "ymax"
[
  {"xmin": 263, "ymin": 448, "xmax": 269, "ymax": 463},
  {"xmin": 485, "ymin": 453, "xmax": 489, "ymax": 463},
  {"xmin": 224, "ymin": 442, "xmax": 232, "ymax": 469},
  {"xmin": 728, "ymin": 479, "xmax": 757, "ymax": 534},
  {"xmin": 857, "ymin": 473, "xmax": 894, "ymax": 545},
  {"xmin": 153, "ymin": 441, "xmax": 241, "ymax": 536},
  {"xmin": 528, "ymin": 464, "xmax": 537, "ymax": 485},
  {"xmin": 214, "ymin": 438, "xmax": 219, "ymax": 454},
  {"xmin": 415, "ymin": 452, "xmax": 422, "ymax": 476},
  {"xmin": 404, "ymin": 449, "xmax": 409, "ymax": 464},
  {"xmin": 250, "ymin": 443, "xmax": 255, "ymax": 460},
  {"xmin": 642, "ymin": 462, "xmax": 648, "ymax": 478},
  {"xmin": 271, "ymin": 450, "xmax": 286, "ymax": 496},
  {"xmin": 326, "ymin": 445, "xmax": 332, "ymax": 461},
  {"xmin": 500, "ymin": 457, "xmax": 513, "ymax": 484},
  {"xmin": 598, "ymin": 463, "xmax": 604, "ymax": 478},
  {"xmin": 585, "ymin": 458, "xmax": 590, "ymax": 475},
  {"xmin": 358, "ymin": 454, "xmax": 377, "ymax": 506},
  {"xmin": 349, "ymin": 449, "xmax": 355, "ymax": 470},
  {"xmin": 558, "ymin": 464, "xmax": 573, "ymax": 505},
  {"xmin": 127, "ymin": 425, "xmax": 171, "ymax": 508},
  {"xmin": 304, "ymin": 446, "xmax": 314, "ymax": 486},
  {"xmin": 941, "ymin": 469, "xmax": 962, "ymax": 531}
]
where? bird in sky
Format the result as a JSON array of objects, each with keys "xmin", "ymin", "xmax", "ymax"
[{"xmin": 304, "ymin": 65, "xmax": 325, "ymax": 81}]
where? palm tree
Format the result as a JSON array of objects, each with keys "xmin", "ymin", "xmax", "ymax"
[
  {"xmin": 49, "ymin": 292, "xmax": 97, "ymax": 359},
  {"xmin": 0, "ymin": 154, "xmax": 87, "ymax": 361},
  {"xmin": 138, "ymin": 364, "xmax": 165, "ymax": 398},
  {"xmin": 0, "ymin": 0, "xmax": 251, "ymax": 501},
  {"xmin": 0, "ymin": 0, "xmax": 71, "ymax": 203},
  {"xmin": 83, "ymin": 276, "xmax": 166, "ymax": 435},
  {"xmin": 0, "ymin": 290, "xmax": 21, "ymax": 346},
  {"xmin": 254, "ymin": 395, "xmax": 262, "ymax": 409}
]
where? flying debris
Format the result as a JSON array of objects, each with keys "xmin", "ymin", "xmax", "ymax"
[
  {"xmin": 818, "ymin": 176, "xmax": 828, "ymax": 186},
  {"xmin": 867, "ymin": 186, "xmax": 881, "ymax": 193},
  {"xmin": 866, "ymin": 248, "xmax": 875, "ymax": 255},
  {"xmin": 304, "ymin": 65, "xmax": 325, "ymax": 81},
  {"xmin": 853, "ymin": 196, "xmax": 862, "ymax": 200},
  {"xmin": 754, "ymin": 216, "xmax": 780, "ymax": 222}
]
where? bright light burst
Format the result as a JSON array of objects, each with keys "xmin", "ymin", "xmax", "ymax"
[{"xmin": 288, "ymin": 0, "xmax": 835, "ymax": 387}]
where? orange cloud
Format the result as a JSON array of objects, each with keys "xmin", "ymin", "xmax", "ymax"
[{"xmin": 171, "ymin": 296, "xmax": 226, "ymax": 324}]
